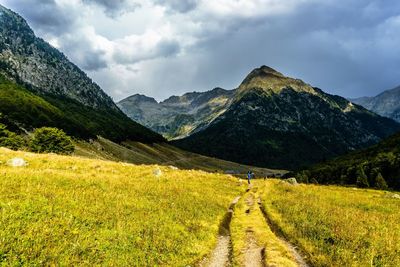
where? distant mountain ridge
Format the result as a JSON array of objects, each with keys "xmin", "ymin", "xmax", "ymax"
[
  {"xmin": 0, "ymin": 4, "xmax": 163, "ymax": 142},
  {"xmin": 351, "ymin": 86, "xmax": 400, "ymax": 122},
  {"xmin": 118, "ymin": 88, "xmax": 235, "ymax": 139},
  {"xmin": 121, "ymin": 65, "xmax": 400, "ymax": 169}
]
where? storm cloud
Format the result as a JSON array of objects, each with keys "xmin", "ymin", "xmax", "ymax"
[
  {"xmin": 0, "ymin": 0, "xmax": 399, "ymax": 101},
  {"xmin": 82, "ymin": 0, "xmax": 140, "ymax": 17}
]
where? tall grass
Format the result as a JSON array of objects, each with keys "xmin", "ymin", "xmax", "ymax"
[
  {"xmin": 0, "ymin": 148, "xmax": 243, "ymax": 265},
  {"xmin": 261, "ymin": 180, "xmax": 400, "ymax": 266}
]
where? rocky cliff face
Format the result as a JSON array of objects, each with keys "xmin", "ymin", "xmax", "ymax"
[
  {"xmin": 0, "ymin": 4, "xmax": 163, "ymax": 142},
  {"xmin": 0, "ymin": 5, "xmax": 115, "ymax": 109},
  {"xmin": 118, "ymin": 88, "xmax": 235, "ymax": 139},
  {"xmin": 172, "ymin": 66, "xmax": 400, "ymax": 169},
  {"xmin": 351, "ymin": 86, "xmax": 400, "ymax": 122}
]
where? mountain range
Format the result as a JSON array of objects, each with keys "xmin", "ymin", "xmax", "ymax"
[
  {"xmin": 1, "ymin": 3, "xmax": 400, "ymax": 172},
  {"xmin": 121, "ymin": 66, "xmax": 400, "ymax": 169},
  {"xmin": 351, "ymin": 86, "xmax": 400, "ymax": 123},
  {"xmin": 117, "ymin": 88, "xmax": 235, "ymax": 139},
  {"xmin": 0, "ymin": 4, "xmax": 162, "ymax": 143}
]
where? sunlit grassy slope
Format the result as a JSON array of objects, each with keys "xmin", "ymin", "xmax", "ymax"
[
  {"xmin": 74, "ymin": 137, "xmax": 285, "ymax": 177},
  {"xmin": 0, "ymin": 148, "xmax": 244, "ymax": 266},
  {"xmin": 260, "ymin": 180, "xmax": 400, "ymax": 267}
]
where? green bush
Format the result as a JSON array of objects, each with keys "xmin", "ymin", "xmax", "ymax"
[
  {"xmin": 0, "ymin": 123, "xmax": 26, "ymax": 150},
  {"xmin": 356, "ymin": 166, "xmax": 369, "ymax": 188},
  {"xmin": 30, "ymin": 127, "xmax": 74, "ymax": 154},
  {"xmin": 374, "ymin": 173, "xmax": 388, "ymax": 190}
]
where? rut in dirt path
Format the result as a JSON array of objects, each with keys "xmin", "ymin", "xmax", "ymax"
[
  {"xmin": 244, "ymin": 230, "xmax": 265, "ymax": 267},
  {"xmin": 242, "ymin": 193, "xmax": 265, "ymax": 267},
  {"xmin": 199, "ymin": 196, "xmax": 241, "ymax": 267},
  {"xmin": 257, "ymin": 197, "xmax": 310, "ymax": 267}
]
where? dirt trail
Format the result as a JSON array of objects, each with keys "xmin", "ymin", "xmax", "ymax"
[
  {"xmin": 233, "ymin": 185, "xmax": 309, "ymax": 267},
  {"xmin": 277, "ymin": 238, "xmax": 309, "ymax": 267},
  {"xmin": 199, "ymin": 196, "xmax": 241, "ymax": 267},
  {"xmin": 200, "ymin": 184, "xmax": 309, "ymax": 267},
  {"xmin": 203, "ymin": 236, "xmax": 231, "ymax": 267},
  {"xmin": 243, "ymin": 230, "xmax": 264, "ymax": 267},
  {"xmin": 242, "ymin": 193, "xmax": 265, "ymax": 267}
]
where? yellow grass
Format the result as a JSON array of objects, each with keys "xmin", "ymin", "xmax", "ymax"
[
  {"xmin": 261, "ymin": 179, "xmax": 400, "ymax": 267},
  {"xmin": 0, "ymin": 148, "xmax": 243, "ymax": 266}
]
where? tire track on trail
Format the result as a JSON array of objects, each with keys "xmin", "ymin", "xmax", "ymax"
[
  {"xmin": 258, "ymin": 197, "xmax": 310, "ymax": 267},
  {"xmin": 198, "ymin": 196, "xmax": 241, "ymax": 267},
  {"xmin": 230, "ymin": 184, "xmax": 310, "ymax": 267}
]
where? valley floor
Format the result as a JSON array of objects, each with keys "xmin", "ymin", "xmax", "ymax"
[{"xmin": 1, "ymin": 147, "xmax": 399, "ymax": 266}]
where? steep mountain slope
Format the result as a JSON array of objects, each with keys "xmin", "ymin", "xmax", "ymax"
[
  {"xmin": 294, "ymin": 131, "xmax": 400, "ymax": 190},
  {"xmin": 0, "ymin": 4, "xmax": 162, "ymax": 142},
  {"xmin": 351, "ymin": 86, "xmax": 400, "ymax": 122},
  {"xmin": 74, "ymin": 137, "xmax": 285, "ymax": 177},
  {"xmin": 173, "ymin": 66, "xmax": 400, "ymax": 169},
  {"xmin": 118, "ymin": 88, "xmax": 235, "ymax": 139}
]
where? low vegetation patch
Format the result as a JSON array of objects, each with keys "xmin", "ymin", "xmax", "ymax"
[
  {"xmin": 0, "ymin": 120, "xmax": 74, "ymax": 154},
  {"xmin": 29, "ymin": 127, "xmax": 74, "ymax": 154},
  {"xmin": 261, "ymin": 180, "xmax": 400, "ymax": 266},
  {"xmin": 0, "ymin": 148, "xmax": 242, "ymax": 265}
]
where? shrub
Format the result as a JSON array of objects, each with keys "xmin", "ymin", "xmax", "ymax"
[
  {"xmin": 356, "ymin": 166, "xmax": 369, "ymax": 188},
  {"xmin": 0, "ymin": 123, "xmax": 25, "ymax": 150},
  {"xmin": 30, "ymin": 127, "xmax": 74, "ymax": 154},
  {"xmin": 374, "ymin": 173, "xmax": 388, "ymax": 190}
]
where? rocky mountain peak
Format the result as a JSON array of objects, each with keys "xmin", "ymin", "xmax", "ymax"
[
  {"xmin": 123, "ymin": 94, "xmax": 158, "ymax": 104},
  {"xmin": 0, "ymin": 4, "xmax": 117, "ymax": 110},
  {"xmin": 238, "ymin": 65, "xmax": 316, "ymax": 96},
  {"xmin": 0, "ymin": 4, "xmax": 34, "ymax": 39}
]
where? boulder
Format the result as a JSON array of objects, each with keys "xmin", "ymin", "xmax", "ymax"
[
  {"xmin": 391, "ymin": 194, "xmax": 400, "ymax": 199},
  {"xmin": 153, "ymin": 168, "xmax": 162, "ymax": 177},
  {"xmin": 7, "ymin": 157, "xmax": 28, "ymax": 167},
  {"xmin": 285, "ymin": 178, "xmax": 298, "ymax": 185}
]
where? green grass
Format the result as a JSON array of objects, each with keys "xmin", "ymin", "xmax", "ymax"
[
  {"xmin": 0, "ymin": 148, "xmax": 243, "ymax": 265},
  {"xmin": 260, "ymin": 180, "xmax": 400, "ymax": 266}
]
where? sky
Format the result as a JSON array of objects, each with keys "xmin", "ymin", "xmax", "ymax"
[{"xmin": 0, "ymin": 0, "xmax": 400, "ymax": 102}]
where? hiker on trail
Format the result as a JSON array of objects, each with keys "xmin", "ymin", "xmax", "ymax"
[{"xmin": 247, "ymin": 171, "xmax": 252, "ymax": 184}]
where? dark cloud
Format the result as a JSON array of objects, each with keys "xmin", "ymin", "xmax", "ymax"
[
  {"xmin": 81, "ymin": 50, "xmax": 108, "ymax": 71},
  {"xmin": 172, "ymin": 0, "xmax": 400, "ymax": 99},
  {"xmin": 82, "ymin": 0, "xmax": 140, "ymax": 17},
  {"xmin": 1, "ymin": 0, "xmax": 75, "ymax": 34},
  {"xmin": 153, "ymin": 0, "xmax": 198, "ymax": 13},
  {"xmin": 113, "ymin": 39, "xmax": 181, "ymax": 64}
]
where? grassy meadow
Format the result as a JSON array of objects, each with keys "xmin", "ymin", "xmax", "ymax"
[
  {"xmin": 0, "ymin": 148, "xmax": 244, "ymax": 266},
  {"xmin": 260, "ymin": 180, "xmax": 400, "ymax": 267}
]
